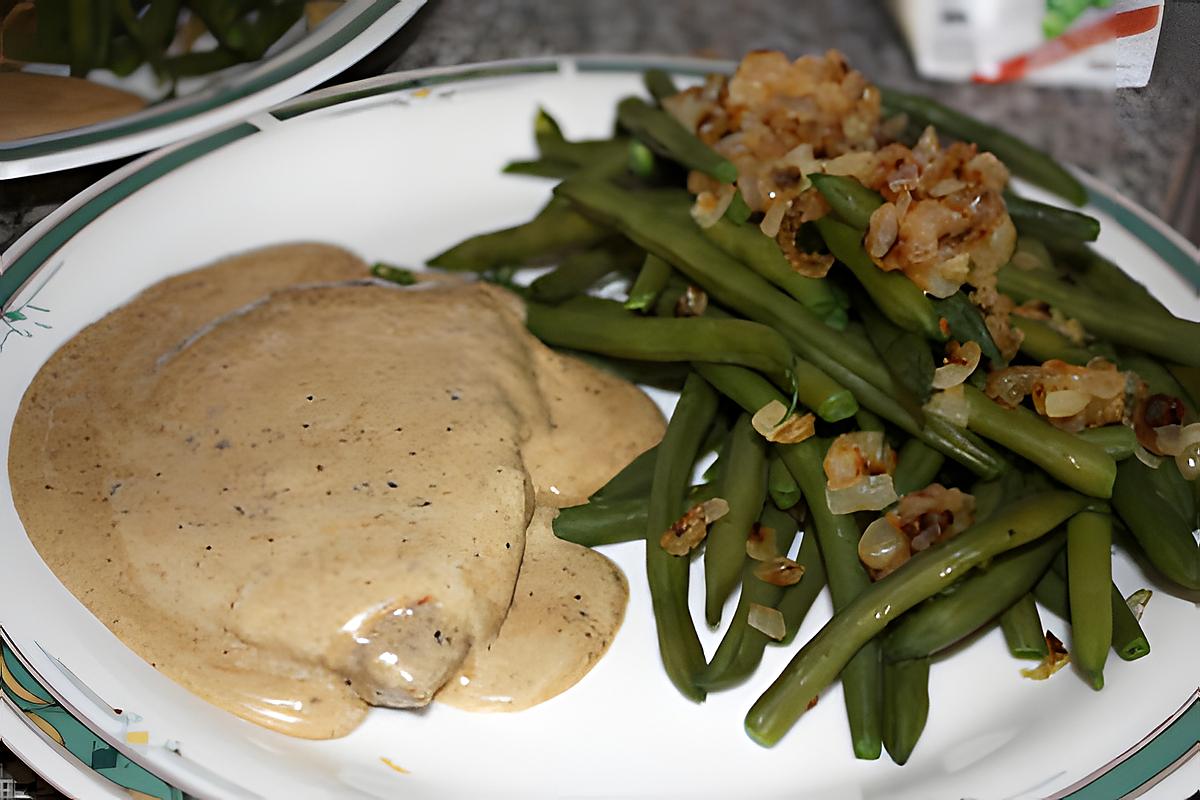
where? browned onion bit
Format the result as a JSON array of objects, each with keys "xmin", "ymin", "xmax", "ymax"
[
  {"xmin": 675, "ymin": 285, "xmax": 709, "ymax": 317},
  {"xmin": 1133, "ymin": 393, "xmax": 1186, "ymax": 455},
  {"xmin": 753, "ymin": 556, "xmax": 806, "ymax": 587}
]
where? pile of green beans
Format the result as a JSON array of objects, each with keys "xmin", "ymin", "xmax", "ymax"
[
  {"xmin": 425, "ymin": 66, "xmax": 1195, "ymax": 765},
  {"xmin": 4, "ymin": 0, "xmax": 305, "ymax": 81}
]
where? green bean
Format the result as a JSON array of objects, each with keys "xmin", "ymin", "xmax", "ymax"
[
  {"xmin": 528, "ymin": 241, "xmax": 641, "ymax": 303},
  {"xmin": 893, "ymin": 439, "xmax": 945, "ymax": 496},
  {"xmin": 554, "ymin": 483, "xmax": 718, "ymax": 547},
  {"xmin": 816, "ymin": 217, "xmax": 944, "ymax": 341},
  {"xmin": 777, "ymin": 438, "xmax": 882, "ymax": 760},
  {"xmin": 561, "ymin": 349, "xmax": 690, "ymax": 391},
  {"xmin": 1034, "ymin": 563, "xmax": 1070, "ymax": 620},
  {"xmin": 1004, "ymin": 192, "xmax": 1100, "ymax": 242},
  {"xmin": 224, "ymin": 3, "xmax": 303, "ymax": 60},
  {"xmin": 645, "ymin": 373, "xmax": 718, "ymax": 701},
  {"xmin": 882, "ymin": 656, "xmax": 930, "ymax": 766},
  {"xmin": 1066, "ymin": 511, "xmax": 1112, "ymax": 690},
  {"xmin": 591, "ymin": 444, "xmax": 658, "ymax": 503},
  {"xmin": 429, "ymin": 198, "xmax": 610, "ymax": 271},
  {"xmin": 1009, "ymin": 236, "xmax": 1054, "ymax": 272},
  {"xmin": 1044, "ymin": 554, "xmax": 1151, "ymax": 661},
  {"xmin": 705, "ymin": 415, "xmax": 769, "ymax": 626},
  {"xmin": 164, "ymin": 46, "xmax": 248, "ymax": 78},
  {"xmin": 142, "ymin": 0, "xmax": 179, "ymax": 49},
  {"xmin": 502, "ymin": 159, "xmax": 575, "ymax": 178},
  {"xmin": 370, "ymin": 263, "xmax": 417, "ymax": 286},
  {"xmin": 643, "ymin": 69, "xmax": 680, "ymax": 103},
  {"xmin": 1109, "ymin": 583, "xmax": 1152, "ymax": 661},
  {"xmin": 855, "ymin": 407, "xmax": 886, "ymax": 433},
  {"xmin": 1111, "ymin": 458, "xmax": 1200, "ymax": 590},
  {"xmin": 776, "ymin": 523, "xmax": 828, "ymax": 645},
  {"xmin": 627, "ymin": 139, "xmax": 660, "ymax": 179},
  {"xmin": 725, "ymin": 190, "xmax": 754, "ymax": 225},
  {"xmin": 556, "ymin": 180, "xmax": 1007, "ymax": 476},
  {"xmin": 962, "ymin": 385, "xmax": 1115, "ymax": 498},
  {"xmin": 745, "ymin": 491, "xmax": 1087, "ymax": 747},
  {"xmin": 884, "ymin": 530, "xmax": 1065, "ymax": 662},
  {"xmin": 1169, "ymin": 365, "xmax": 1200, "ymax": 418},
  {"xmin": 699, "ymin": 216, "xmax": 847, "ymax": 328},
  {"xmin": 858, "ymin": 293, "xmax": 936, "ymax": 403},
  {"xmin": 998, "ymin": 265, "xmax": 1200, "ymax": 367},
  {"xmin": 693, "ymin": 360, "xmax": 881, "ymax": 754},
  {"xmin": 809, "ymin": 174, "xmax": 883, "ymax": 231},
  {"xmin": 532, "ymin": 108, "xmax": 631, "ymax": 168},
  {"xmin": 626, "ymin": 253, "xmax": 674, "ymax": 312},
  {"xmin": 534, "ymin": 107, "xmax": 564, "ymax": 148},
  {"xmin": 698, "ymin": 505, "xmax": 796, "ymax": 690},
  {"xmin": 1048, "ymin": 241, "xmax": 1170, "ymax": 318},
  {"xmin": 932, "ymin": 291, "xmax": 1005, "ymax": 365},
  {"xmin": 67, "ymin": 0, "xmax": 100, "ymax": 76},
  {"xmin": 768, "ymin": 451, "xmax": 802, "ymax": 510},
  {"xmin": 879, "ymin": 87, "xmax": 1087, "ymax": 205},
  {"xmin": 784, "ymin": 358, "xmax": 859, "ymax": 423},
  {"xmin": 105, "ymin": 34, "xmax": 142, "ymax": 76},
  {"xmin": 527, "ymin": 302, "xmax": 794, "ymax": 379},
  {"xmin": 1000, "ymin": 594, "xmax": 1049, "ymax": 660},
  {"xmin": 557, "ymin": 294, "xmax": 632, "ymax": 316},
  {"xmin": 588, "ymin": 415, "xmax": 727, "ymax": 505},
  {"xmin": 617, "ymin": 97, "xmax": 738, "ymax": 183},
  {"xmin": 1075, "ymin": 426, "xmax": 1136, "ymax": 461},
  {"xmin": 1011, "ymin": 316, "xmax": 1093, "ymax": 365},
  {"xmin": 554, "ymin": 497, "xmax": 645, "ymax": 547}
]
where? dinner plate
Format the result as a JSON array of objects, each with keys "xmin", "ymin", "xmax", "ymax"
[
  {"xmin": 1, "ymin": 56, "xmax": 1198, "ymax": 800},
  {"xmin": 0, "ymin": 0, "xmax": 426, "ymax": 180}
]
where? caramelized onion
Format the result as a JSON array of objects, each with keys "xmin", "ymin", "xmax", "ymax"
[
  {"xmin": 924, "ymin": 385, "xmax": 969, "ymax": 427},
  {"xmin": 659, "ymin": 498, "xmax": 728, "ymax": 556},
  {"xmin": 1133, "ymin": 443, "xmax": 1163, "ymax": 469},
  {"xmin": 1152, "ymin": 422, "xmax": 1200, "ymax": 457},
  {"xmin": 745, "ymin": 522, "xmax": 778, "ymax": 561},
  {"xmin": 747, "ymin": 603, "xmax": 786, "ymax": 641},
  {"xmin": 1021, "ymin": 631, "xmax": 1070, "ymax": 681},
  {"xmin": 865, "ymin": 203, "xmax": 899, "ymax": 259},
  {"xmin": 931, "ymin": 340, "xmax": 981, "ymax": 390},
  {"xmin": 826, "ymin": 474, "xmax": 898, "ymax": 514},
  {"xmin": 675, "ymin": 285, "xmax": 708, "ymax": 317},
  {"xmin": 1043, "ymin": 389, "xmax": 1091, "ymax": 418},
  {"xmin": 690, "ymin": 184, "xmax": 736, "ymax": 229},
  {"xmin": 823, "ymin": 431, "xmax": 896, "ymax": 489},
  {"xmin": 1133, "ymin": 393, "xmax": 1186, "ymax": 454},
  {"xmin": 858, "ymin": 517, "xmax": 910, "ymax": 572},
  {"xmin": 760, "ymin": 199, "xmax": 789, "ymax": 238},
  {"xmin": 752, "ymin": 400, "xmax": 816, "ymax": 443},
  {"xmin": 753, "ymin": 556, "xmax": 806, "ymax": 586},
  {"xmin": 1176, "ymin": 444, "xmax": 1200, "ymax": 481}
]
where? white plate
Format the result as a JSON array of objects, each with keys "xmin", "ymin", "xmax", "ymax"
[
  {"xmin": 1, "ymin": 56, "xmax": 1198, "ymax": 800},
  {"xmin": 0, "ymin": 0, "xmax": 426, "ymax": 180}
]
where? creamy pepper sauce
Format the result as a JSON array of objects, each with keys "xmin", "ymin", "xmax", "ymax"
[{"xmin": 9, "ymin": 243, "xmax": 663, "ymax": 739}]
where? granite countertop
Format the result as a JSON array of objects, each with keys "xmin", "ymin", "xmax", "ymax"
[{"xmin": 1, "ymin": 0, "xmax": 1197, "ymax": 795}]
